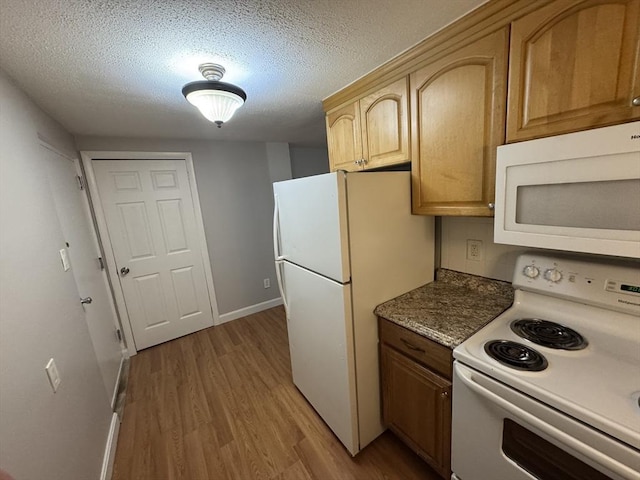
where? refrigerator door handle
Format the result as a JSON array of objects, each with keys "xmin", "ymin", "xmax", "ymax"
[
  {"xmin": 273, "ymin": 193, "xmax": 282, "ymax": 260},
  {"xmin": 275, "ymin": 259, "xmax": 289, "ymax": 318},
  {"xmin": 273, "ymin": 194, "xmax": 289, "ymax": 317}
]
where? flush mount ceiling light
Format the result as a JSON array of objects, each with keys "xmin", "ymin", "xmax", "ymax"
[{"xmin": 182, "ymin": 63, "xmax": 247, "ymax": 128}]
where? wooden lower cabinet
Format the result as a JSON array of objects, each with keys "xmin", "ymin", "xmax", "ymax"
[{"xmin": 379, "ymin": 319, "xmax": 452, "ymax": 478}]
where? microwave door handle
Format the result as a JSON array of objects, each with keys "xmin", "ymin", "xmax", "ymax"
[
  {"xmin": 455, "ymin": 363, "xmax": 637, "ymax": 480},
  {"xmin": 272, "ymin": 195, "xmax": 289, "ymax": 317}
]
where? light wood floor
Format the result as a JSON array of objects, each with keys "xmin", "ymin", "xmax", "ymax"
[{"xmin": 113, "ymin": 306, "xmax": 441, "ymax": 480}]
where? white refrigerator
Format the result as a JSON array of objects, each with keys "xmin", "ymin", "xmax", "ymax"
[{"xmin": 273, "ymin": 171, "xmax": 435, "ymax": 455}]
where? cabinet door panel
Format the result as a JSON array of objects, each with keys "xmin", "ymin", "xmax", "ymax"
[
  {"xmin": 381, "ymin": 344, "xmax": 452, "ymax": 477},
  {"xmin": 326, "ymin": 102, "xmax": 362, "ymax": 172},
  {"xmin": 418, "ymin": 64, "xmax": 486, "ymax": 203},
  {"xmin": 360, "ymin": 77, "xmax": 410, "ymax": 169},
  {"xmin": 507, "ymin": 0, "xmax": 640, "ymax": 142},
  {"xmin": 411, "ymin": 28, "xmax": 508, "ymax": 216}
]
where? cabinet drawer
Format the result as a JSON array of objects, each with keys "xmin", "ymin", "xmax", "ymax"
[{"xmin": 379, "ymin": 318, "xmax": 452, "ymax": 380}]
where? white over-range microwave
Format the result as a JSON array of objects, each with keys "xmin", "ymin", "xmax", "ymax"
[{"xmin": 494, "ymin": 121, "xmax": 640, "ymax": 259}]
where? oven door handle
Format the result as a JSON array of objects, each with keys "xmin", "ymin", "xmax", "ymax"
[{"xmin": 455, "ymin": 363, "xmax": 638, "ymax": 480}]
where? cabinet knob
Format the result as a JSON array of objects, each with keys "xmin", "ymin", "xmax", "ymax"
[
  {"xmin": 632, "ymin": 96, "xmax": 640, "ymax": 107},
  {"xmin": 441, "ymin": 391, "xmax": 449, "ymax": 399},
  {"xmin": 488, "ymin": 202, "xmax": 495, "ymax": 210}
]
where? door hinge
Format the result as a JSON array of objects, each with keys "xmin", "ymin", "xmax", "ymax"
[
  {"xmin": 115, "ymin": 329, "xmax": 122, "ymax": 342},
  {"xmin": 76, "ymin": 175, "xmax": 85, "ymax": 190},
  {"xmin": 97, "ymin": 256, "xmax": 105, "ymax": 270}
]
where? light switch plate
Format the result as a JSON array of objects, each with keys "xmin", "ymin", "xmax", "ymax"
[
  {"xmin": 59, "ymin": 248, "xmax": 71, "ymax": 272},
  {"xmin": 45, "ymin": 358, "xmax": 61, "ymax": 392}
]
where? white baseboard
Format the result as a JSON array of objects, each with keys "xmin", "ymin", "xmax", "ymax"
[
  {"xmin": 110, "ymin": 355, "xmax": 125, "ymax": 410},
  {"xmin": 217, "ymin": 297, "xmax": 283, "ymax": 325},
  {"xmin": 100, "ymin": 413, "xmax": 120, "ymax": 480}
]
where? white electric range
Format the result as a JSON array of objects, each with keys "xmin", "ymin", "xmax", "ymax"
[{"xmin": 451, "ymin": 253, "xmax": 640, "ymax": 480}]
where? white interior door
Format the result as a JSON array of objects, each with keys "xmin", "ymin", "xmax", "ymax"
[
  {"xmin": 92, "ymin": 159, "xmax": 214, "ymax": 350},
  {"xmin": 283, "ymin": 261, "xmax": 358, "ymax": 455},
  {"xmin": 42, "ymin": 145, "xmax": 123, "ymax": 404}
]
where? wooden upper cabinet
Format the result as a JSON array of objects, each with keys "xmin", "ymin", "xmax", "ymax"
[
  {"xmin": 326, "ymin": 102, "xmax": 362, "ymax": 172},
  {"xmin": 359, "ymin": 77, "xmax": 410, "ymax": 170},
  {"xmin": 326, "ymin": 77, "xmax": 409, "ymax": 172},
  {"xmin": 507, "ymin": 0, "xmax": 640, "ymax": 142},
  {"xmin": 411, "ymin": 28, "xmax": 508, "ymax": 216}
]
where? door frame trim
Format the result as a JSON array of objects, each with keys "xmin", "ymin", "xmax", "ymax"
[{"xmin": 80, "ymin": 151, "xmax": 221, "ymax": 355}]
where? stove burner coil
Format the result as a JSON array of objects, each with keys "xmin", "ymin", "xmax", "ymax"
[
  {"xmin": 510, "ymin": 319, "xmax": 588, "ymax": 350},
  {"xmin": 484, "ymin": 340, "xmax": 548, "ymax": 371}
]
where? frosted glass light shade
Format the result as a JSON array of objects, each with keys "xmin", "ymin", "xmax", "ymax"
[
  {"xmin": 185, "ymin": 89, "xmax": 244, "ymax": 125},
  {"xmin": 182, "ymin": 79, "xmax": 247, "ymax": 127}
]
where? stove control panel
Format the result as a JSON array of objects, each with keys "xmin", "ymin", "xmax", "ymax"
[
  {"xmin": 522, "ymin": 265, "xmax": 540, "ymax": 278},
  {"xmin": 513, "ymin": 253, "xmax": 640, "ymax": 315},
  {"xmin": 605, "ymin": 280, "xmax": 640, "ymax": 297},
  {"xmin": 543, "ymin": 268, "xmax": 563, "ymax": 283}
]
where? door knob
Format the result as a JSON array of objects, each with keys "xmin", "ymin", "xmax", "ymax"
[
  {"xmin": 80, "ymin": 296, "xmax": 93, "ymax": 305},
  {"xmin": 120, "ymin": 266, "xmax": 130, "ymax": 276},
  {"xmin": 632, "ymin": 96, "xmax": 640, "ymax": 106}
]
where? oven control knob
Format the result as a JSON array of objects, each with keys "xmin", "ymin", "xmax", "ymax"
[
  {"xmin": 522, "ymin": 265, "xmax": 540, "ymax": 279},
  {"xmin": 544, "ymin": 268, "xmax": 563, "ymax": 283}
]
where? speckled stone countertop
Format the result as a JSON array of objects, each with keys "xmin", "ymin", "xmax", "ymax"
[{"xmin": 374, "ymin": 269, "xmax": 514, "ymax": 349}]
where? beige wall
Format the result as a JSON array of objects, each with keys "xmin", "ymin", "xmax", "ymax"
[
  {"xmin": 0, "ymin": 70, "xmax": 112, "ymax": 479},
  {"xmin": 440, "ymin": 217, "xmax": 533, "ymax": 282}
]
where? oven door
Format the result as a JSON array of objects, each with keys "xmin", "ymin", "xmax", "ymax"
[{"xmin": 452, "ymin": 362, "xmax": 640, "ymax": 480}]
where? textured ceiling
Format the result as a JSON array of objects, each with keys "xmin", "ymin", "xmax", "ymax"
[{"xmin": 0, "ymin": 0, "xmax": 486, "ymax": 147}]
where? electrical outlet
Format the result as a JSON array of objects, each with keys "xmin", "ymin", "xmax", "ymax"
[
  {"xmin": 45, "ymin": 358, "xmax": 61, "ymax": 393},
  {"xmin": 466, "ymin": 239, "xmax": 484, "ymax": 261},
  {"xmin": 263, "ymin": 278, "xmax": 271, "ymax": 288}
]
